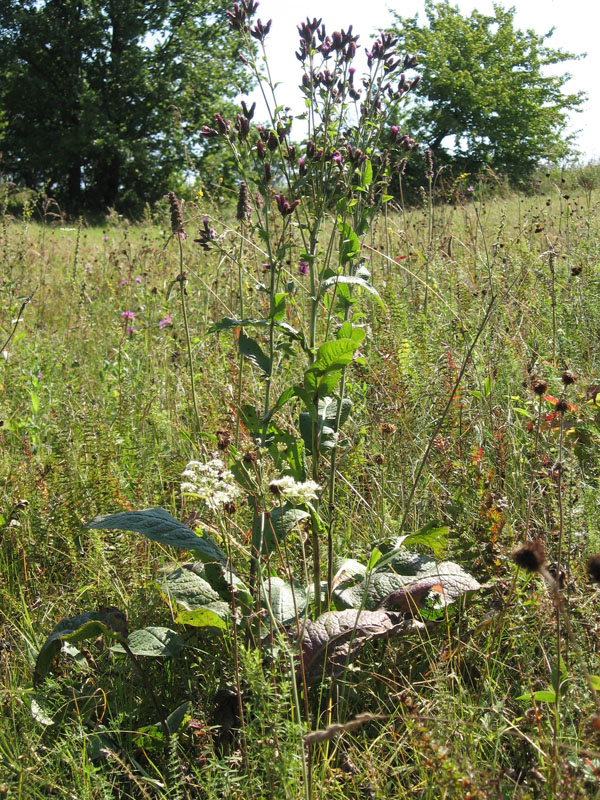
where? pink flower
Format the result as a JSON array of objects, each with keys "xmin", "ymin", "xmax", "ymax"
[
  {"xmin": 102, "ymin": 236, "xmax": 109, "ymax": 241},
  {"xmin": 125, "ymin": 327, "xmax": 137, "ymax": 335},
  {"xmin": 298, "ymin": 261, "xmax": 309, "ymax": 276},
  {"xmin": 135, "ymin": 276, "xmax": 143, "ymax": 284},
  {"xmin": 119, "ymin": 279, "xmax": 130, "ymax": 287},
  {"xmin": 121, "ymin": 311, "xmax": 135, "ymax": 321},
  {"xmin": 159, "ymin": 315, "xmax": 173, "ymax": 329}
]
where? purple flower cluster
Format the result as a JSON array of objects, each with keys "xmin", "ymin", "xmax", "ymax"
[{"xmin": 194, "ymin": 218, "xmax": 217, "ymax": 250}]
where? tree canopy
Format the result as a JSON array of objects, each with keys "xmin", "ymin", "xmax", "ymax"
[
  {"xmin": 389, "ymin": 1, "xmax": 586, "ymax": 183},
  {"xmin": 0, "ymin": 0, "xmax": 252, "ymax": 215}
]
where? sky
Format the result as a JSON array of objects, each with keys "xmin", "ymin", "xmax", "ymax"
[{"xmin": 244, "ymin": 0, "xmax": 599, "ymax": 162}]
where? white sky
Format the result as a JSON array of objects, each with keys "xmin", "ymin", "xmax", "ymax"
[{"xmin": 244, "ymin": 0, "xmax": 599, "ymax": 162}]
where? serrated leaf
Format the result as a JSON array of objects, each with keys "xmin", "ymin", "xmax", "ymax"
[
  {"xmin": 304, "ymin": 339, "xmax": 359, "ymax": 396},
  {"xmin": 111, "ymin": 627, "xmax": 182, "ymax": 658},
  {"xmin": 85, "ymin": 508, "xmax": 226, "ymax": 563}
]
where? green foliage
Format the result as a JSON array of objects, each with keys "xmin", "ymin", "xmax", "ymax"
[
  {"xmin": 390, "ymin": 0, "xmax": 586, "ymax": 182},
  {"xmin": 0, "ymin": 0, "xmax": 251, "ymax": 215}
]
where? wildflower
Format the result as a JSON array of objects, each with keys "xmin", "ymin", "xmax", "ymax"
[
  {"xmin": 102, "ymin": 235, "xmax": 109, "ymax": 241},
  {"xmin": 236, "ymin": 181, "xmax": 251, "ymax": 223},
  {"xmin": 268, "ymin": 476, "xmax": 321, "ymax": 505},
  {"xmin": 168, "ymin": 191, "xmax": 185, "ymax": 235},
  {"xmin": 159, "ymin": 315, "xmax": 173, "ymax": 329},
  {"xmin": 561, "ymin": 370, "xmax": 577, "ymax": 386},
  {"xmin": 298, "ymin": 261, "xmax": 309, "ymax": 276},
  {"xmin": 119, "ymin": 279, "xmax": 130, "ymax": 287},
  {"xmin": 135, "ymin": 276, "xmax": 143, "ymax": 284},
  {"xmin": 194, "ymin": 217, "xmax": 216, "ymax": 250},
  {"xmin": 274, "ymin": 194, "xmax": 300, "ymax": 217},
  {"xmin": 467, "ymin": 186, "xmax": 474, "ymax": 193},
  {"xmin": 121, "ymin": 311, "xmax": 135, "ymax": 321},
  {"xmin": 125, "ymin": 326, "xmax": 137, "ymax": 335},
  {"xmin": 531, "ymin": 379, "xmax": 548, "ymax": 396},
  {"xmin": 513, "ymin": 540, "xmax": 546, "ymax": 573},
  {"xmin": 181, "ymin": 457, "xmax": 242, "ymax": 513}
]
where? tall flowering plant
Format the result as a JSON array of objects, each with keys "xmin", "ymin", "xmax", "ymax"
[{"xmin": 200, "ymin": 0, "xmax": 420, "ymax": 613}]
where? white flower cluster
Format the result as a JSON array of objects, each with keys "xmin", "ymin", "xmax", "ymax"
[
  {"xmin": 181, "ymin": 457, "xmax": 242, "ymax": 512},
  {"xmin": 269, "ymin": 476, "xmax": 321, "ymax": 505}
]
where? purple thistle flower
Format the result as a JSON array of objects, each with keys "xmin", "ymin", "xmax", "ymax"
[
  {"xmin": 159, "ymin": 315, "xmax": 173, "ymax": 329},
  {"xmin": 121, "ymin": 311, "xmax": 135, "ymax": 321},
  {"xmin": 298, "ymin": 261, "xmax": 309, "ymax": 276},
  {"xmin": 119, "ymin": 279, "xmax": 130, "ymax": 287},
  {"xmin": 135, "ymin": 276, "xmax": 143, "ymax": 284}
]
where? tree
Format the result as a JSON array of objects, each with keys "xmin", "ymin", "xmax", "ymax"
[
  {"xmin": 0, "ymin": 0, "xmax": 252, "ymax": 215},
  {"xmin": 389, "ymin": 1, "xmax": 585, "ymax": 183}
]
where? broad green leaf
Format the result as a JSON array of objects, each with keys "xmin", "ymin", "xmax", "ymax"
[
  {"xmin": 161, "ymin": 566, "xmax": 231, "ymax": 628},
  {"xmin": 207, "ymin": 316, "xmax": 303, "ymax": 344},
  {"xmin": 517, "ymin": 690, "xmax": 557, "ymax": 703},
  {"xmin": 304, "ymin": 339, "xmax": 359, "ymax": 395},
  {"xmin": 272, "ymin": 293, "xmax": 287, "ymax": 322},
  {"xmin": 334, "ymin": 559, "xmax": 480, "ymax": 611},
  {"xmin": 261, "ymin": 577, "xmax": 308, "ymax": 624},
  {"xmin": 85, "ymin": 508, "xmax": 226, "ymax": 563},
  {"xmin": 34, "ymin": 609, "xmax": 128, "ymax": 685},
  {"xmin": 134, "ymin": 701, "xmax": 192, "ymax": 748},
  {"xmin": 588, "ymin": 675, "xmax": 600, "ymax": 691},
  {"xmin": 395, "ymin": 522, "xmax": 449, "ymax": 558},
  {"xmin": 239, "ymin": 331, "xmax": 271, "ymax": 375},
  {"xmin": 361, "ymin": 158, "xmax": 373, "ymax": 188},
  {"xmin": 112, "ymin": 627, "xmax": 182, "ymax": 658},
  {"xmin": 252, "ymin": 505, "xmax": 309, "ymax": 553},
  {"xmin": 336, "ymin": 321, "xmax": 367, "ymax": 344},
  {"xmin": 337, "ymin": 219, "xmax": 360, "ymax": 264},
  {"xmin": 320, "ymin": 275, "xmax": 384, "ymax": 309}
]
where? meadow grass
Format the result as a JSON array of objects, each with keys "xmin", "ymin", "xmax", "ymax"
[{"xmin": 2, "ymin": 172, "xmax": 600, "ymax": 799}]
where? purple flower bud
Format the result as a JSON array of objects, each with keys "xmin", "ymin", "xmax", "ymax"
[
  {"xmin": 200, "ymin": 125, "xmax": 219, "ymax": 138},
  {"xmin": 306, "ymin": 140, "xmax": 315, "ymax": 158},
  {"xmin": 298, "ymin": 157, "xmax": 307, "ymax": 175},
  {"xmin": 256, "ymin": 140, "xmax": 265, "ymax": 159},
  {"xmin": 390, "ymin": 125, "xmax": 399, "ymax": 141},
  {"xmin": 298, "ymin": 261, "xmax": 309, "ymax": 276},
  {"xmin": 241, "ymin": 100, "xmax": 256, "ymax": 120},
  {"xmin": 214, "ymin": 114, "xmax": 231, "ymax": 135},
  {"xmin": 267, "ymin": 131, "xmax": 279, "ymax": 151},
  {"xmin": 264, "ymin": 163, "xmax": 272, "ymax": 183},
  {"xmin": 250, "ymin": 18, "xmax": 272, "ymax": 42},
  {"xmin": 332, "ymin": 151, "xmax": 343, "ymax": 165}
]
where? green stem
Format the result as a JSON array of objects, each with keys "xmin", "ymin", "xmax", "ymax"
[{"xmin": 177, "ymin": 235, "xmax": 201, "ymax": 437}]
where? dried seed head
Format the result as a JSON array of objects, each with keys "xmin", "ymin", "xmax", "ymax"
[
  {"xmin": 168, "ymin": 191, "xmax": 185, "ymax": 235},
  {"xmin": 531, "ymin": 379, "xmax": 548, "ymax": 397},
  {"xmin": 561, "ymin": 370, "xmax": 577, "ymax": 386},
  {"xmin": 381, "ymin": 422, "xmax": 397, "ymax": 435},
  {"xmin": 556, "ymin": 399, "xmax": 569, "ymax": 415},
  {"xmin": 587, "ymin": 554, "xmax": 600, "ymax": 584},
  {"xmin": 216, "ymin": 429, "xmax": 232, "ymax": 451},
  {"xmin": 373, "ymin": 454, "xmax": 385, "ymax": 465},
  {"xmin": 513, "ymin": 540, "xmax": 546, "ymax": 573},
  {"xmin": 242, "ymin": 449, "xmax": 258, "ymax": 464}
]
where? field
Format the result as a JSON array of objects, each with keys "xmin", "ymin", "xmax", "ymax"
[{"xmin": 2, "ymin": 167, "xmax": 600, "ymax": 799}]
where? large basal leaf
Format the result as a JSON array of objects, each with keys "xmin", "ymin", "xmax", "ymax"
[
  {"xmin": 334, "ymin": 559, "xmax": 480, "ymax": 612},
  {"xmin": 303, "ymin": 339, "xmax": 360, "ymax": 396},
  {"xmin": 299, "ymin": 609, "xmax": 425, "ymax": 681},
  {"xmin": 111, "ymin": 626, "xmax": 182, "ymax": 657},
  {"xmin": 161, "ymin": 566, "xmax": 230, "ymax": 629},
  {"xmin": 252, "ymin": 505, "xmax": 309, "ymax": 553},
  {"xmin": 85, "ymin": 508, "xmax": 226, "ymax": 564},
  {"xmin": 34, "ymin": 608, "xmax": 128, "ymax": 685},
  {"xmin": 261, "ymin": 577, "xmax": 308, "ymax": 625}
]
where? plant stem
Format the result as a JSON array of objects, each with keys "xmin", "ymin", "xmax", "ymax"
[{"xmin": 177, "ymin": 235, "xmax": 201, "ymax": 437}]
